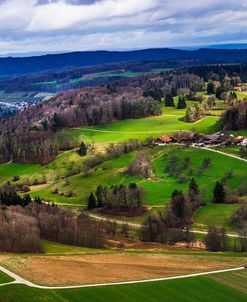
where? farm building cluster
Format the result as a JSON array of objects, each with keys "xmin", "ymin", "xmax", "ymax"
[
  {"xmin": 233, "ymin": 86, "xmax": 247, "ymax": 91},
  {"xmin": 154, "ymin": 132, "xmax": 247, "ymax": 148}
]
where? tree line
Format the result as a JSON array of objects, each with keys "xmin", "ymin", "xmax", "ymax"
[
  {"xmin": 88, "ymin": 183, "xmax": 144, "ymax": 215},
  {"xmin": 0, "ymin": 202, "xmax": 105, "ymax": 253}
]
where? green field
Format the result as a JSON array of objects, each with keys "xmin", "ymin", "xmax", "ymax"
[
  {"xmin": 194, "ymin": 204, "xmax": 240, "ymax": 230},
  {"xmin": 0, "ymin": 105, "xmax": 245, "ymax": 232},
  {"xmin": 235, "ymin": 91, "xmax": 247, "ymax": 100},
  {"xmin": 0, "ymin": 271, "xmax": 14, "ymax": 285},
  {"xmin": 0, "ymin": 271, "xmax": 247, "ymax": 302},
  {"xmin": 65, "ymin": 114, "xmax": 220, "ymax": 144},
  {"xmin": 43, "ymin": 241, "xmax": 112, "ymax": 255},
  {"xmin": 25, "ymin": 145, "xmax": 247, "ymax": 224}
]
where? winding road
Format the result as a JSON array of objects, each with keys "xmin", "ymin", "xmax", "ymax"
[{"xmin": 0, "ymin": 265, "xmax": 245, "ymax": 290}]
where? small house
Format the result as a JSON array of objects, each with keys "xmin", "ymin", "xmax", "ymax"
[
  {"xmin": 234, "ymin": 136, "xmax": 246, "ymax": 144},
  {"xmin": 240, "ymin": 138, "xmax": 247, "ymax": 147},
  {"xmin": 155, "ymin": 135, "xmax": 172, "ymax": 145},
  {"xmin": 233, "ymin": 86, "xmax": 247, "ymax": 91}
]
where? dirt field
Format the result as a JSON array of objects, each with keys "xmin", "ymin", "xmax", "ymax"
[{"xmin": 0, "ymin": 252, "xmax": 246, "ymax": 286}]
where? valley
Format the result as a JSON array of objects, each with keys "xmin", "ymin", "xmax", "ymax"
[{"xmin": 0, "ymin": 61, "xmax": 247, "ymax": 302}]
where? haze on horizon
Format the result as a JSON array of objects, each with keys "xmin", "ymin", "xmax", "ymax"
[{"xmin": 0, "ymin": 0, "xmax": 247, "ymax": 55}]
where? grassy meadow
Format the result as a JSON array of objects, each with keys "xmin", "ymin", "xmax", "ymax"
[
  {"xmin": 0, "ymin": 271, "xmax": 247, "ymax": 302},
  {"xmin": 0, "ymin": 271, "xmax": 14, "ymax": 284},
  {"xmin": 65, "ymin": 113, "xmax": 220, "ymax": 144},
  {"xmin": 26, "ymin": 145, "xmax": 247, "ymax": 209},
  {"xmin": 0, "ymin": 104, "xmax": 245, "ymax": 231}
]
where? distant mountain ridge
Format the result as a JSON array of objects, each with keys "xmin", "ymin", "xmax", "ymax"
[{"xmin": 1, "ymin": 48, "xmax": 247, "ymax": 78}]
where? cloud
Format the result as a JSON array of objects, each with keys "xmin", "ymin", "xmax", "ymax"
[
  {"xmin": 0, "ymin": 0, "xmax": 246, "ymax": 54},
  {"xmin": 27, "ymin": 0, "xmax": 158, "ymax": 31}
]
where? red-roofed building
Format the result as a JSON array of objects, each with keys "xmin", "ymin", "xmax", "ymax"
[
  {"xmin": 234, "ymin": 86, "xmax": 247, "ymax": 91},
  {"xmin": 234, "ymin": 136, "xmax": 246, "ymax": 144},
  {"xmin": 155, "ymin": 135, "xmax": 172, "ymax": 145}
]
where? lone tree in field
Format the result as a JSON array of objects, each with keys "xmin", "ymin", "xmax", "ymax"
[
  {"xmin": 95, "ymin": 185, "xmax": 105, "ymax": 208},
  {"xmin": 128, "ymin": 154, "xmax": 151, "ymax": 179},
  {"xmin": 213, "ymin": 181, "xmax": 226, "ymax": 203},
  {"xmin": 77, "ymin": 141, "xmax": 87, "ymax": 157},
  {"xmin": 165, "ymin": 94, "xmax": 175, "ymax": 107},
  {"xmin": 189, "ymin": 177, "xmax": 200, "ymax": 194},
  {"xmin": 188, "ymin": 177, "xmax": 204, "ymax": 211},
  {"xmin": 87, "ymin": 192, "xmax": 97, "ymax": 210},
  {"xmin": 170, "ymin": 190, "xmax": 193, "ymax": 228},
  {"xmin": 177, "ymin": 96, "xmax": 186, "ymax": 109}
]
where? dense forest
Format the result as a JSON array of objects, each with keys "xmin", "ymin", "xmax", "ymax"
[
  {"xmin": 0, "ymin": 201, "xmax": 105, "ymax": 253},
  {"xmin": 0, "ymin": 70, "xmax": 201, "ymax": 163},
  {"xmin": 0, "ymin": 79, "xmax": 163, "ymax": 163},
  {"xmin": 1, "ymin": 48, "xmax": 247, "ymax": 78}
]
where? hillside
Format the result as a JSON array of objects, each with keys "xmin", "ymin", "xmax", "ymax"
[
  {"xmin": 0, "ymin": 70, "xmax": 200, "ymax": 163},
  {"xmin": 1, "ymin": 48, "xmax": 247, "ymax": 78}
]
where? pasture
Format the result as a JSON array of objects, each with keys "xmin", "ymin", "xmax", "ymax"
[
  {"xmin": 0, "ymin": 270, "xmax": 247, "ymax": 302},
  {"xmin": 27, "ymin": 145, "xmax": 247, "ymax": 208},
  {"xmin": 65, "ymin": 114, "xmax": 220, "ymax": 144},
  {"xmin": 0, "ymin": 271, "xmax": 14, "ymax": 284},
  {"xmin": 0, "ymin": 247, "xmax": 246, "ymax": 287}
]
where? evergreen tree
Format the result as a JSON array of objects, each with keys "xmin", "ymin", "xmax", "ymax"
[
  {"xmin": 171, "ymin": 190, "xmax": 192, "ymax": 228},
  {"xmin": 171, "ymin": 87, "xmax": 177, "ymax": 97},
  {"xmin": 77, "ymin": 141, "xmax": 87, "ymax": 157},
  {"xmin": 87, "ymin": 193, "xmax": 96, "ymax": 210},
  {"xmin": 96, "ymin": 185, "xmax": 104, "ymax": 207},
  {"xmin": 165, "ymin": 94, "xmax": 175, "ymax": 107},
  {"xmin": 189, "ymin": 178, "xmax": 199, "ymax": 195},
  {"xmin": 213, "ymin": 181, "xmax": 226, "ymax": 203},
  {"xmin": 177, "ymin": 96, "xmax": 186, "ymax": 109},
  {"xmin": 207, "ymin": 82, "xmax": 214, "ymax": 94},
  {"xmin": 52, "ymin": 113, "xmax": 64, "ymax": 131}
]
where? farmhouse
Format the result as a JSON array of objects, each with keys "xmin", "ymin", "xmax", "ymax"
[
  {"xmin": 154, "ymin": 131, "xmax": 239, "ymax": 148},
  {"xmin": 240, "ymin": 138, "xmax": 247, "ymax": 147},
  {"xmin": 234, "ymin": 86, "xmax": 247, "ymax": 91},
  {"xmin": 234, "ymin": 136, "xmax": 245, "ymax": 143},
  {"xmin": 202, "ymin": 134, "xmax": 232, "ymax": 146},
  {"xmin": 155, "ymin": 135, "xmax": 172, "ymax": 145}
]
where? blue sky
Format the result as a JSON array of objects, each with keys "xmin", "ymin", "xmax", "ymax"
[{"xmin": 0, "ymin": 0, "xmax": 247, "ymax": 54}]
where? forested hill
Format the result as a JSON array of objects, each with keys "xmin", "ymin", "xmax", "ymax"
[
  {"xmin": 1, "ymin": 48, "xmax": 247, "ymax": 78},
  {"xmin": 0, "ymin": 73, "xmax": 165, "ymax": 164}
]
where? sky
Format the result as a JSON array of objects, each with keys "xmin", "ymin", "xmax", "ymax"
[{"xmin": 0, "ymin": 0, "xmax": 247, "ymax": 55}]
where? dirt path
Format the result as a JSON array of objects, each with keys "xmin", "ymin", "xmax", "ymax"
[
  {"xmin": 0, "ymin": 159, "xmax": 13, "ymax": 165},
  {"xmin": 0, "ymin": 264, "xmax": 244, "ymax": 289},
  {"xmin": 75, "ymin": 128, "xmax": 186, "ymax": 134},
  {"xmin": 194, "ymin": 146, "xmax": 247, "ymax": 163},
  {"xmin": 87, "ymin": 212, "xmax": 243, "ymax": 238}
]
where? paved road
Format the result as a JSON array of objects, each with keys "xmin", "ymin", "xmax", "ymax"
[{"xmin": 0, "ymin": 265, "xmax": 244, "ymax": 290}]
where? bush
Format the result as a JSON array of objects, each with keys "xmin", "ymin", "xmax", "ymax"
[
  {"xmin": 128, "ymin": 154, "xmax": 151, "ymax": 179},
  {"xmin": 178, "ymin": 174, "xmax": 188, "ymax": 183},
  {"xmin": 12, "ymin": 175, "xmax": 20, "ymax": 182},
  {"xmin": 51, "ymin": 188, "xmax": 59, "ymax": 194},
  {"xmin": 230, "ymin": 205, "xmax": 247, "ymax": 228},
  {"xmin": 22, "ymin": 185, "xmax": 30, "ymax": 193},
  {"xmin": 224, "ymin": 194, "xmax": 239, "ymax": 204}
]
